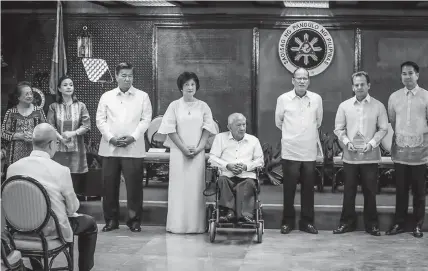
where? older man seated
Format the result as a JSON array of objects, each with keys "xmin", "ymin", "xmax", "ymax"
[
  {"xmin": 209, "ymin": 113, "xmax": 264, "ymax": 224},
  {"xmin": 6, "ymin": 123, "xmax": 98, "ymax": 271}
]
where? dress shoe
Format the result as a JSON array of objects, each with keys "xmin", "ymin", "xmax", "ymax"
[
  {"xmin": 102, "ymin": 221, "xmax": 119, "ymax": 232},
  {"xmin": 413, "ymin": 226, "xmax": 423, "ymax": 238},
  {"xmin": 127, "ymin": 221, "xmax": 142, "ymax": 232},
  {"xmin": 238, "ymin": 215, "xmax": 255, "ymax": 224},
  {"xmin": 280, "ymin": 224, "xmax": 294, "ymax": 234},
  {"xmin": 219, "ymin": 210, "xmax": 235, "ymax": 223},
  {"xmin": 385, "ymin": 224, "xmax": 405, "ymax": 235},
  {"xmin": 299, "ymin": 223, "xmax": 318, "ymax": 234},
  {"xmin": 333, "ymin": 224, "xmax": 355, "ymax": 234},
  {"xmin": 366, "ymin": 226, "xmax": 381, "ymax": 236}
]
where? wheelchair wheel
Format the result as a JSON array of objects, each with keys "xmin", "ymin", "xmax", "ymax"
[
  {"xmin": 256, "ymin": 221, "xmax": 263, "ymax": 243},
  {"xmin": 209, "ymin": 221, "xmax": 216, "ymax": 243},
  {"xmin": 205, "ymin": 204, "xmax": 214, "ymax": 232}
]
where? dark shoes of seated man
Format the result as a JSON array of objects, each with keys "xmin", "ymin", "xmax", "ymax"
[
  {"xmin": 102, "ymin": 220, "xmax": 119, "ymax": 232},
  {"xmin": 333, "ymin": 224, "xmax": 381, "ymax": 236},
  {"xmin": 219, "ymin": 209, "xmax": 255, "ymax": 224},
  {"xmin": 385, "ymin": 224, "xmax": 423, "ymax": 238},
  {"xmin": 102, "ymin": 220, "xmax": 142, "ymax": 232},
  {"xmin": 280, "ymin": 222, "xmax": 318, "ymax": 234}
]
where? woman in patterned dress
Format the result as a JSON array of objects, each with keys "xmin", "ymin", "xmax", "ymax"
[
  {"xmin": 1, "ymin": 81, "xmax": 47, "ymax": 166},
  {"xmin": 47, "ymin": 75, "xmax": 91, "ymax": 197}
]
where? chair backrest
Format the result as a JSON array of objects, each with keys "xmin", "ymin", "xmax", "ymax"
[
  {"xmin": 146, "ymin": 115, "xmax": 167, "ymax": 148},
  {"xmin": 380, "ymin": 123, "xmax": 394, "ymax": 153},
  {"xmin": 205, "ymin": 118, "xmax": 220, "ymax": 150},
  {"xmin": 1, "ymin": 176, "xmax": 50, "ymax": 234}
]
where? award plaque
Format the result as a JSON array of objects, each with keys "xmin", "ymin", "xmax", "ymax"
[{"xmin": 352, "ymin": 132, "xmax": 366, "ymax": 151}]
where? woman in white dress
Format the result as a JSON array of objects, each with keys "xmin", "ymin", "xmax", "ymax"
[{"xmin": 158, "ymin": 72, "xmax": 217, "ymax": 233}]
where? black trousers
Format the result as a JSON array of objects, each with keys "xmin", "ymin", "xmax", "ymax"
[
  {"xmin": 393, "ymin": 163, "xmax": 426, "ymax": 227},
  {"xmin": 282, "ymin": 159, "xmax": 315, "ymax": 226},
  {"xmin": 30, "ymin": 214, "xmax": 98, "ymax": 271},
  {"xmin": 340, "ymin": 163, "xmax": 379, "ymax": 229},
  {"xmin": 71, "ymin": 173, "xmax": 86, "ymax": 195},
  {"xmin": 217, "ymin": 176, "xmax": 256, "ymax": 218},
  {"xmin": 102, "ymin": 157, "xmax": 144, "ymax": 225}
]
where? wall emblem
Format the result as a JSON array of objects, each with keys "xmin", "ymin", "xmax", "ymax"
[{"xmin": 278, "ymin": 21, "xmax": 334, "ymax": 76}]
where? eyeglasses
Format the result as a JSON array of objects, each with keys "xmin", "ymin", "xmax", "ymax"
[{"xmin": 49, "ymin": 140, "xmax": 60, "ymax": 146}]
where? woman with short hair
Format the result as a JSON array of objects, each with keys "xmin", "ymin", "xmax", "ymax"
[
  {"xmin": 158, "ymin": 71, "xmax": 218, "ymax": 233},
  {"xmin": 1, "ymin": 81, "xmax": 47, "ymax": 165}
]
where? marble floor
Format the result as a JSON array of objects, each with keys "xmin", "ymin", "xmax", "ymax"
[{"xmin": 25, "ymin": 225, "xmax": 428, "ymax": 271}]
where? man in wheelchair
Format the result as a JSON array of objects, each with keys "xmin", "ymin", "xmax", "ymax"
[{"xmin": 208, "ymin": 113, "xmax": 264, "ymax": 224}]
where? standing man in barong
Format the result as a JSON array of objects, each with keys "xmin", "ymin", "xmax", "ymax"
[
  {"xmin": 386, "ymin": 61, "xmax": 427, "ymax": 238},
  {"xmin": 96, "ymin": 62, "xmax": 152, "ymax": 233},
  {"xmin": 275, "ymin": 67, "xmax": 323, "ymax": 235},
  {"xmin": 333, "ymin": 71, "xmax": 388, "ymax": 236}
]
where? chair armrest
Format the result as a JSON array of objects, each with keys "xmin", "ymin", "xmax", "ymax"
[
  {"xmin": 255, "ymin": 166, "xmax": 264, "ymax": 193},
  {"xmin": 205, "ymin": 164, "xmax": 219, "ymax": 183}
]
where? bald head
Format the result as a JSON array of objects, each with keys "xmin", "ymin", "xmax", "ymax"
[
  {"xmin": 32, "ymin": 123, "xmax": 57, "ymax": 149},
  {"xmin": 293, "ymin": 67, "xmax": 309, "ymax": 78}
]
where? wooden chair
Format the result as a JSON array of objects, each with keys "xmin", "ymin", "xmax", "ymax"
[
  {"xmin": 1, "ymin": 201, "xmax": 25, "ymax": 271},
  {"xmin": 144, "ymin": 116, "xmax": 220, "ymax": 186},
  {"xmin": 1, "ymin": 176, "xmax": 73, "ymax": 271}
]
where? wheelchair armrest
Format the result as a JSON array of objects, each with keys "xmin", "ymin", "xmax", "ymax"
[
  {"xmin": 255, "ymin": 166, "xmax": 264, "ymax": 193},
  {"xmin": 205, "ymin": 164, "xmax": 220, "ymax": 184}
]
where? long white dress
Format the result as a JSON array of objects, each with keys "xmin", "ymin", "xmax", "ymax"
[{"xmin": 158, "ymin": 98, "xmax": 217, "ymax": 233}]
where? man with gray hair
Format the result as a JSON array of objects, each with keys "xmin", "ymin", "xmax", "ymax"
[
  {"xmin": 208, "ymin": 113, "xmax": 264, "ymax": 223},
  {"xmin": 6, "ymin": 123, "xmax": 98, "ymax": 271}
]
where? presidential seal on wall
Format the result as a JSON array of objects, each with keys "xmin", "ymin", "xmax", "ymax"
[{"xmin": 278, "ymin": 21, "xmax": 334, "ymax": 76}]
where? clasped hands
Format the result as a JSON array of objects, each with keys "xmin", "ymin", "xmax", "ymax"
[
  {"xmin": 226, "ymin": 163, "xmax": 247, "ymax": 175},
  {"xmin": 14, "ymin": 132, "xmax": 32, "ymax": 142},
  {"xmin": 182, "ymin": 145, "xmax": 203, "ymax": 158},
  {"xmin": 347, "ymin": 142, "xmax": 372, "ymax": 153},
  {"xmin": 109, "ymin": 136, "xmax": 135, "ymax": 147}
]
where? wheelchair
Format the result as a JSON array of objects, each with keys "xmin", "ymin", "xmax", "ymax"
[{"xmin": 204, "ymin": 165, "xmax": 264, "ymax": 243}]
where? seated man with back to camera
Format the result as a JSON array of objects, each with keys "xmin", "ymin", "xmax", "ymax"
[
  {"xmin": 208, "ymin": 113, "xmax": 264, "ymax": 224},
  {"xmin": 6, "ymin": 123, "xmax": 97, "ymax": 271}
]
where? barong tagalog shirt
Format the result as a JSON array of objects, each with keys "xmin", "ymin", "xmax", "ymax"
[
  {"xmin": 275, "ymin": 89, "xmax": 323, "ymax": 161},
  {"xmin": 334, "ymin": 94, "xmax": 388, "ymax": 164},
  {"xmin": 388, "ymin": 85, "xmax": 428, "ymax": 165},
  {"xmin": 6, "ymin": 151, "xmax": 79, "ymax": 242},
  {"xmin": 96, "ymin": 86, "xmax": 152, "ymax": 158},
  {"xmin": 208, "ymin": 132, "xmax": 264, "ymax": 180}
]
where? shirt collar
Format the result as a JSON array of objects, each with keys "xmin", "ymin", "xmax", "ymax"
[
  {"xmin": 228, "ymin": 132, "xmax": 248, "ymax": 142},
  {"xmin": 404, "ymin": 85, "xmax": 420, "ymax": 96},
  {"xmin": 115, "ymin": 86, "xmax": 136, "ymax": 96},
  {"xmin": 291, "ymin": 89, "xmax": 310, "ymax": 100},
  {"xmin": 352, "ymin": 93, "xmax": 371, "ymax": 104},
  {"xmin": 30, "ymin": 150, "xmax": 51, "ymax": 159}
]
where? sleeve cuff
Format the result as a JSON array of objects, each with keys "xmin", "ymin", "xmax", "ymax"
[
  {"xmin": 244, "ymin": 162, "xmax": 253, "ymax": 172},
  {"xmin": 105, "ymin": 133, "xmax": 114, "ymax": 143},
  {"xmin": 202, "ymin": 123, "xmax": 218, "ymax": 135},
  {"xmin": 131, "ymin": 131, "xmax": 140, "ymax": 141},
  {"xmin": 368, "ymin": 139, "xmax": 377, "ymax": 148},
  {"xmin": 208, "ymin": 155, "xmax": 228, "ymax": 170},
  {"xmin": 343, "ymin": 137, "xmax": 350, "ymax": 146},
  {"xmin": 157, "ymin": 124, "xmax": 176, "ymax": 135}
]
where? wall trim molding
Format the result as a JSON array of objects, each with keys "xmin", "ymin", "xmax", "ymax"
[{"xmin": 2, "ymin": 12, "xmax": 428, "ymax": 30}]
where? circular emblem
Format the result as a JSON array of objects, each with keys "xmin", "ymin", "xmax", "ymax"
[
  {"xmin": 278, "ymin": 21, "xmax": 334, "ymax": 76},
  {"xmin": 32, "ymin": 87, "xmax": 45, "ymax": 108}
]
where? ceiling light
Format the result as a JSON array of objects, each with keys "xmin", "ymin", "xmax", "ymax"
[{"xmin": 283, "ymin": 1, "xmax": 329, "ymax": 8}]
